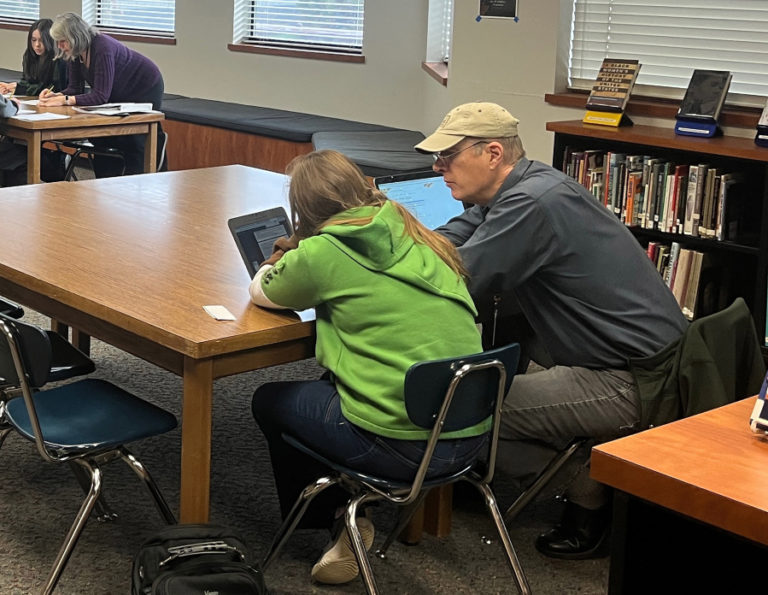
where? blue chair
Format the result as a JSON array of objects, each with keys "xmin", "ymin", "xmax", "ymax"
[
  {"xmin": 261, "ymin": 343, "xmax": 531, "ymax": 595},
  {"xmin": 0, "ymin": 314, "xmax": 177, "ymax": 595}
]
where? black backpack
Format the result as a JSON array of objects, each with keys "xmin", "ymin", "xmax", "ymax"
[{"xmin": 132, "ymin": 524, "xmax": 268, "ymax": 595}]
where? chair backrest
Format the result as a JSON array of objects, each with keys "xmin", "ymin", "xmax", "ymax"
[
  {"xmin": 400, "ymin": 343, "xmax": 520, "ymax": 495},
  {"xmin": 0, "ymin": 312, "xmax": 52, "ymax": 391},
  {"xmin": 404, "ymin": 343, "xmax": 519, "ymax": 431}
]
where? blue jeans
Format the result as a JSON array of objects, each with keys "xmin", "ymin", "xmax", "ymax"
[{"xmin": 252, "ymin": 379, "xmax": 487, "ymax": 527}]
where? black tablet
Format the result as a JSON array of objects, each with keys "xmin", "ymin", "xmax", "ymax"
[{"xmin": 228, "ymin": 207, "xmax": 293, "ymax": 278}]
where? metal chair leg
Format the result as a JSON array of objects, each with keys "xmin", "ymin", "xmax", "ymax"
[
  {"xmin": 119, "ymin": 447, "xmax": 176, "ymax": 525},
  {"xmin": 43, "ymin": 459, "xmax": 103, "ymax": 595},
  {"xmin": 374, "ymin": 489, "xmax": 429, "ymax": 558},
  {"xmin": 504, "ymin": 438, "xmax": 585, "ymax": 523},
  {"xmin": 0, "ymin": 427, "xmax": 12, "ymax": 450},
  {"xmin": 262, "ymin": 475, "xmax": 342, "ymax": 570},
  {"xmin": 346, "ymin": 493, "xmax": 380, "ymax": 595},
  {"xmin": 464, "ymin": 476, "xmax": 532, "ymax": 595},
  {"xmin": 68, "ymin": 460, "xmax": 118, "ymax": 522}
]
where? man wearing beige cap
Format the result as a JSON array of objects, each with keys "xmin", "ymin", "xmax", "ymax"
[{"xmin": 416, "ymin": 102, "xmax": 688, "ymax": 559}]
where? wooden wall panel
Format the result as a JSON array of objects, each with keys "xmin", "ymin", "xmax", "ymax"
[{"xmin": 163, "ymin": 120, "xmax": 313, "ymax": 174}]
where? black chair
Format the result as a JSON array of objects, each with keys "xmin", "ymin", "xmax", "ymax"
[
  {"xmin": 60, "ymin": 129, "xmax": 168, "ymax": 181},
  {"xmin": 0, "ymin": 314, "xmax": 177, "ymax": 595},
  {"xmin": 0, "ymin": 297, "xmax": 24, "ymax": 319},
  {"xmin": 261, "ymin": 343, "xmax": 531, "ymax": 595},
  {"xmin": 61, "ymin": 140, "xmax": 126, "ymax": 181}
]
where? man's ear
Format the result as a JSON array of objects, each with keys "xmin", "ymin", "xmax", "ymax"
[{"xmin": 486, "ymin": 141, "xmax": 505, "ymax": 169}]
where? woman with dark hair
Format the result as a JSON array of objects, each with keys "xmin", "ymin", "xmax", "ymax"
[
  {"xmin": 0, "ymin": 19, "xmax": 67, "ymax": 96},
  {"xmin": 250, "ymin": 150, "xmax": 484, "ymax": 585},
  {"xmin": 38, "ymin": 12, "xmax": 165, "ymax": 177}
]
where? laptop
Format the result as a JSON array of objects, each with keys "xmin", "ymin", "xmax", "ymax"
[
  {"xmin": 373, "ymin": 170, "xmax": 466, "ymax": 230},
  {"xmin": 228, "ymin": 207, "xmax": 293, "ymax": 278}
]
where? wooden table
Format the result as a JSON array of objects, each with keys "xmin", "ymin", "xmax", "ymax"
[
  {"xmin": 0, "ymin": 102, "xmax": 163, "ymax": 183},
  {"xmin": 591, "ymin": 398, "xmax": 768, "ymax": 592},
  {"xmin": 0, "ymin": 165, "xmax": 314, "ymax": 522}
]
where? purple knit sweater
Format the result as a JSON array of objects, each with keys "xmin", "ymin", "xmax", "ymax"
[{"xmin": 63, "ymin": 34, "xmax": 162, "ymax": 106}]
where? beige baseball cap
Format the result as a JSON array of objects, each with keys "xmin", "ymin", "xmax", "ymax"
[{"xmin": 415, "ymin": 102, "xmax": 519, "ymax": 153}]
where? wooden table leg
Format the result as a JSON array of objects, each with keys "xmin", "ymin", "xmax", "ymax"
[
  {"xmin": 144, "ymin": 122, "xmax": 158, "ymax": 173},
  {"xmin": 424, "ymin": 485, "xmax": 453, "ymax": 537},
  {"xmin": 71, "ymin": 328, "xmax": 91, "ymax": 355},
  {"xmin": 51, "ymin": 319, "xmax": 69, "ymax": 338},
  {"xmin": 399, "ymin": 485, "xmax": 454, "ymax": 544},
  {"xmin": 179, "ymin": 356, "xmax": 213, "ymax": 522},
  {"xmin": 399, "ymin": 502, "xmax": 426, "ymax": 545},
  {"xmin": 27, "ymin": 130, "xmax": 42, "ymax": 184}
]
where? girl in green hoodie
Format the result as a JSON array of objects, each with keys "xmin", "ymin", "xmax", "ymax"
[{"xmin": 251, "ymin": 150, "xmax": 484, "ymax": 584}]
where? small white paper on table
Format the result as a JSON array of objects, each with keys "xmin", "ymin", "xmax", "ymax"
[{"xmin": 296, "ymin": 308, "xmax": 316, "ymax": 322}]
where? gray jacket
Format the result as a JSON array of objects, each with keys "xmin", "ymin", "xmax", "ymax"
[
  {"xmin": 0, "ymin": 95, "xmax": 18, "ymax": 118},
  {"xmin": 437, "ymin": 158, "xmax": 688, "ymax": 369}
]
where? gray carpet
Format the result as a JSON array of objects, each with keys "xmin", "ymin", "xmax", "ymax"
[{"xmin": 0, "ymin": 311, "xmax": 609, "ymax": 594}]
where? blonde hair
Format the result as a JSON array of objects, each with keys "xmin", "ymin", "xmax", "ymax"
[{"xmin": 286, "ymin": 150, "xmax": 467, "ymax": 278}]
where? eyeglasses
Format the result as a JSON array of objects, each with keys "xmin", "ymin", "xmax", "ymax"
[{"xmin": 432, "ymin": 141, "xmax": 488, "ymax": 166}]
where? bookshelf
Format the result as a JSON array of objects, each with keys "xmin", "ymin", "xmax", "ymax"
[{"xmin": 547, "ymin": 120, "xmax": 768, "ymax": 349}]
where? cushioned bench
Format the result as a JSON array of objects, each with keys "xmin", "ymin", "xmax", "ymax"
[
  {"xmin": 161, "ymin": 94, "xmax": 429, "ymax": 175},
  {"xmin": 0, "ymin": 67, "xmax": 21, "ymax": 82},
  {"xmin": 311, "ymin": 130, "xmax": 433, "ymax": 177}
]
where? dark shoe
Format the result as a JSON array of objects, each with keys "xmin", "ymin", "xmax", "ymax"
[{"xmin": 535, "ymin": 501, "xmax": 610, "ymax": 560}]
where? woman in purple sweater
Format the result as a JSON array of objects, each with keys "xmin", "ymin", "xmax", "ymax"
[{"xmin": 39, "ymin": 12, "xmax": 165, "ymax": 177}]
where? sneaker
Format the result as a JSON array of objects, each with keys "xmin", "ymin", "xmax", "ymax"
[{"xmin": 311, "ymin": 517, "xmax": 375, "ymax": 584}]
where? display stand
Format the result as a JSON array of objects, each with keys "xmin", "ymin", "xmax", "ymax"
[
  {"xmin": 674, "ymin": 119, "xmax": 720, "ymax": 138},
  {"xmin": 583, "ymin": 110, "xmax": 633, "ymax": 127}
]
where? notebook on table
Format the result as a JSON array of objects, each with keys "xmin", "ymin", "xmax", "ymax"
[{"xmin": 373, "ymin": 170, "xmax": 466, "ymax": 230}]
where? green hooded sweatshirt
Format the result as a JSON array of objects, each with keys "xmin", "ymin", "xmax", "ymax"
[{"xmin": 261, "ymin": 201, "xmax": 485, "ymax": 440}]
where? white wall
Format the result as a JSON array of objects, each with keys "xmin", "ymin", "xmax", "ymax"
[{"xmin": 0, "ymin": 1, "xmax": 587, "ymax": 162}]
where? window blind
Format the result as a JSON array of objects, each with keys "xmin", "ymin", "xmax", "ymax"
[
  {"xmin": 235, "ymin": 0, "xmax": 364, "ymax": 55},
  {"xmin": 0, "ymin": 0, "xmax": 38, "ymax": 23},
  {"xmin": 426, "ymin": 0, "xmax": 453, "ymax": 63},
  {"xmin": 82, "ymin": 0, "xmax": 175, "ymax": 37},
  {"xmin": 570, "ymin": 0, "xmax": 768, "ymax": 102}
]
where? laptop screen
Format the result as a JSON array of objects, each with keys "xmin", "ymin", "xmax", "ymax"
[{"xmin": 374, "ymin": 171, "xmax": 465, "ymax": 230}]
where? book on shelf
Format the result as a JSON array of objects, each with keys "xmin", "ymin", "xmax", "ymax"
[
  {"xmin": 655, "ymin": 244, "xmax": 670, "ymax": 276},
  {"xmin": 676, "ymin": 69, "xmax": 732, "ymax": 123},
  {"xmin": 698, "ymin": 168, "xmax": 718, "ymax": 238},
  {"xmin": 585, "ymin": 58, "xmax": 641, "ymax": 113},
  {"xmin": 663, "ymin": 241, "xmax": 681, "ymax": 287},
  {"xmin": 715, "ymin": 172, "xmax": 743, "ymax": 241},
  {"xmin": 671, "ymin": 248, "xmax": 694, "ymax": 308},
  {"xmin": 674, "ymin": 167, "xmax": 689, "ymax": 235},
  {"xmin": 682, "ymin": 250, "xmax": 704, "ymax": 320}
]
